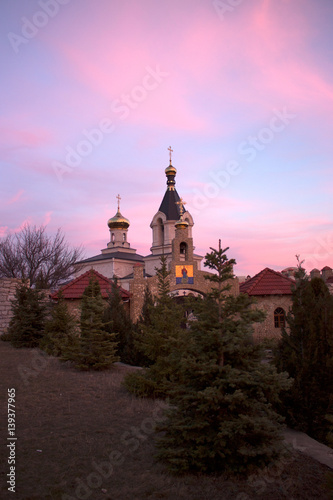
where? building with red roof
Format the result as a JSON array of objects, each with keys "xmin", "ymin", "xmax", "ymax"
[
  {"xmin": 240, "ymin": 268, "xmax": 295, "ymax": 340},
  {"xmin": 51, "ymin": 269, "xmax": 131, "ymax": 316}
]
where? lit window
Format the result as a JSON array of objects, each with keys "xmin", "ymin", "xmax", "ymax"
[{"xmin": 274, "ymin": 307, "xmax": 285, "ymax": 328}]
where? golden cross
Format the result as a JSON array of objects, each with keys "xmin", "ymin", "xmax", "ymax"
[
  {"xmin": 176, "ymin": 198, "xmax": 186, "ymax": 217},
  {"xmin": 168, "ymin": 146, "xmax": 173, "ymax": 164},
  {"xmin": 116, "ymin": 194, "xmax": 121, "ymax": 211}
]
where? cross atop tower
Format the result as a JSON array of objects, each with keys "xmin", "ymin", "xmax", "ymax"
[
  {"xmin": 116, "ymin": 194, "xmax": 121, "ymax": 212},
  {"xmin": 176, "ymin": 197, "xmax": 186, "ymax": 217},
  {"xmin": 168, "ymin": 146, "xmax": 173, "ymax": 165}
]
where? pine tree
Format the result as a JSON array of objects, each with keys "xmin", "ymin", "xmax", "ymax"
[
  {"xmin": 131, "ymin": 284, "xmax": 155, "ymax": 368},
  {"xmin": 138, "ymin": 284, "xmax": 154, "ymax": 328},
  {"xmin": 103, "ymin": 278, "xmax": 136, "ymax": 364},
  {"xmin": 124, "ymin": 255, "xmax": 185, "ymax": 397},
  {"xmin": 156, "ymin": 242, "xmax": 291, "ymax": 474},
  {"xmin": 40, "ymin": 291, "xmax": 78, "ymax": 357},
  {"xmin": 62, "ymin": 274, "xmax": 119, "ymax": 370},
  {"xmin": 4, "ymin": 280, "xmax": 47, "ymax": 348},
  {"xmin": 275, "ymin": 259, "xmax": 333, "ymax": 442}
]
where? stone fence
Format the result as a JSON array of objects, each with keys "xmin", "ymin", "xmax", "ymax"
[{"xmin": 0, "ymin": 278, "xmax": 24, "ymax": 334}]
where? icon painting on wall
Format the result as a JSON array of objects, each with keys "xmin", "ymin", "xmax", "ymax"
[{"xmin": 176, "ymin": 265, "xmax": 194, "ymax": 284}]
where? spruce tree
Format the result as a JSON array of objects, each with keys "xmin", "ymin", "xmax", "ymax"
[
  {"xmin": 40, "ymin": 291, "xmax": 78, "ymax": 357},
  {"xmin": 103, "ymin": 278, "xmax": 136, "ymax": 364},
  {"xmin": 124, "ymin": 255, "xmax": 184, "ymax": 397},
  {"xmin": 276, "ymin": 260, "xmax": 333, "ymax": 442},
  {"xmin": 62, "ymin": 274, "xmax": 119, "ymax": 370},
  {"xmin": 156, "ymin": 242, "xmax": 291, "ymax": 474},
  {"xmin": 138, "ymin": 284, "xmax": 154, "ymax": 329},
  {"xmin": 5, "ymin": 280, "xmax": 47, "ymax": 348}
]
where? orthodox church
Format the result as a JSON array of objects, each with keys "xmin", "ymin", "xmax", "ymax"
[
  {"xmin": 74, "ymin": 150, "xmax": 238, "ymax": 320},
  {"xmin": 63, "ymin": 149, "xmax": 331, "ymax": 338}
]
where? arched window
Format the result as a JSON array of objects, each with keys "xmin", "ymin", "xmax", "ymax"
[
  {"xmin": 274, "ymin": 307, "xmax": 285, "ymax": 328},
  {"xmin": 157, "ymin": 218, "xmax": 164, "ymax": 246},
  {"xmin": 180, "ymin": 242, "xmax": 187, "ymax": 261},
  {"xmin": 123, "ymin": 233, "xmax": 126, "ymax": 242},
  {"xmin": 111, "ymin": 233, "xmax": 115, "ymax": 243}
]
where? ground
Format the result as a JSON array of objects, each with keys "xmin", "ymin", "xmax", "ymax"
[{"xmin": 0, "ymin": 341, "xmax": 331, "ymax": 500}]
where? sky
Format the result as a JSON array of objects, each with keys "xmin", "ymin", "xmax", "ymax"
[{"xmin": 1, "ymin": 0, "xmax": 333, "ymax": 276}]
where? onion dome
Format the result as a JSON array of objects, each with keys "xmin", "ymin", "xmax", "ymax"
[
  {"xmin": 175, "ymin": 217, "xmax": 188, "ymax": 230},
  {"xmin": 107, "ymin": 194, "xmax": 130, "ymax": 229},
  {"xmin": 165, "ymin": 146, "xmax": 177, "ymax": 190},
  {"xmin": 107, "ymin": 210, "xmax": 130, "ymax": 229}
]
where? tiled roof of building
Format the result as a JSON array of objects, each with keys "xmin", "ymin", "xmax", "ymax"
[
  {"xmin": 239, "ymin": 267, "xmax": 295, "ymax": 296},
  {"xmin": 51, "ymin": 269, "xmax": 131, "ymax": 300}
]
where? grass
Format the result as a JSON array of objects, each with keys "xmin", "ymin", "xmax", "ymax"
[{"xmin": 0, "ymin": 340, "xmax": 331, "ymax": 500}]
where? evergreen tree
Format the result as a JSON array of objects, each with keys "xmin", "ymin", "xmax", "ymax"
[
  {"xmin": 4, "ymin": 280, "xmax": 47, "ymax": 348},
  {"xmin": 138, "ymin": 284, "xmax": 154, "ymax": 328},
  {"xmin": 62, "ymin": 274, "xmax": 118, "ymax": 370},
  {"xmin": 275, "ymin": 259, "xmax": 333, "ymax": 442},
  {"xmin": 40, "ymin": 291, "xmax": 78, "ymax": 357},
  {"xmin": 124, "ymin": 255, "xmax": 185, "ymax": 397},
  {"xmin": 103, "ymin": 278, "xmax": 136, "ymax": 364},
  {"xmin": 156, "ymin": 242, "xmax": 291, "ymax": 474}
]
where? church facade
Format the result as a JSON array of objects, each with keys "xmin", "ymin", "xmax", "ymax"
[
  {"xmin": 72, "ymin": 152, "xmax": 333, "ymax": 339},
  {"xmin": 74, "ymin": 155, "xmax": 239, "ymax": 321}
]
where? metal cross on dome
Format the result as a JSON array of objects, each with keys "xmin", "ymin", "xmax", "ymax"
[
  {"xmin": 168, "ymin": 146, "xmax": 173, "ymax": 164},
  {"xmin": 116, "ymin": 194, "xmax": 121, "ymax": 211}
]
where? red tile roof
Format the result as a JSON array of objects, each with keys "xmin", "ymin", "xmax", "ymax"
[
  {"xmin": 51, "ymin": 269, "xmax": 131, "ymax": 300},
  {"xmin": 239, "ymin": 267, "xmax": 295, "ymax": 296}
]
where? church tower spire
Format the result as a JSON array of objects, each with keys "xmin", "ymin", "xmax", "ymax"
[{"xmin": 106, "ymin": 194, "xmax": 130, "ymax": 249}]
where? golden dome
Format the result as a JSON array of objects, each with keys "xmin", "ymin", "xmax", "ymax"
[
  {"xmin": 175, "ymin": 217, "xmax": 188, "ymax": 230},
  {"xmin": 165, "ymin": 164, "xmax": 177, "ymax": 176},
  {"xmin": 107, "ymin": 210, "xmax": 130, "ymax": 229}
]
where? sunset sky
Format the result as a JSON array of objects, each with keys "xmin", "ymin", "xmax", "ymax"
[{"xmin": 1, "ymin": 0, "xmax": 333, "ymax": 276}]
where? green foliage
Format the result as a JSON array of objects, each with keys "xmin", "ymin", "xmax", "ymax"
[
  {"xmin": 61, "ymin": 274, "xmax": 119, "ymax": 370},
  {"xmin": 40, "ymin": 291, "xmax": 78, "ymax": 357},
  {"xmin": 275, "ymin": 261, "xmax": 333, "ymax": 443},
  {"xmin": 155, "ymin": 243, "xmax": 291, "ymax": 475},
  {"xmin": 138, "ymin": 284, "xmax": 154, "ymax": 328},
  {"xmin": 4, "ymin": 281, "xmax": 48, "ymax": 348},
  {"xmin": 103, "ymin": 278, "xmax": 137, "ymax": 364},
  {"xmin": 125, "ymin": 255, "xmax": 185, "ymax": 396}
]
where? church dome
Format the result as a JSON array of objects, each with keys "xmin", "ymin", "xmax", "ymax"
[
  {"xmin": 107, "ymin": 209, "xmax": 130, "ymax": 229},
  {"xmin": 175, "ymin": 217, "xmax": 188, "ymax": 230},
  {"xmin": 165, "ymin": 164, "xmax": 177, "ymax": 176}
]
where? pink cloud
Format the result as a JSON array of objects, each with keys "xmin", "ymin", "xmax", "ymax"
[
  {"xmin": 0, "ymin": 125, "xmax": 52, "ymax": 149},
  {"xmin": 6, "ymin": 189, "xmax": 25, "ymax": 205}
]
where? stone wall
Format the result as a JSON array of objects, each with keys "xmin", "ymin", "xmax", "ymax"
[
  {"xmin": 250, "ymin": 295, "xmax": 292, "ymax": 342},
  {"xmin": 0, "ymin": 278, "xmax": 23, "ymax": 334},
  {"xmin": 129, "ymin": 263, "xmax": 239, "ymax": 323}
]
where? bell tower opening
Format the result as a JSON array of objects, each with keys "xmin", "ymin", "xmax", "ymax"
[{"xmin": 180, "ymin": 242, "xmax": 188, "ymax": 261}]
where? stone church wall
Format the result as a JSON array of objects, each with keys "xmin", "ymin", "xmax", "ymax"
[
  {"xmin": 250, "ymin": 295, "xmax": 292, "ymax": 341},
  {"xmin": 0, "ymin": 278, "xmax": 24, "ymax": 334},
  {"xmin": 129, "ymin": 263, "xmax": 239, "ymax": 323}
]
